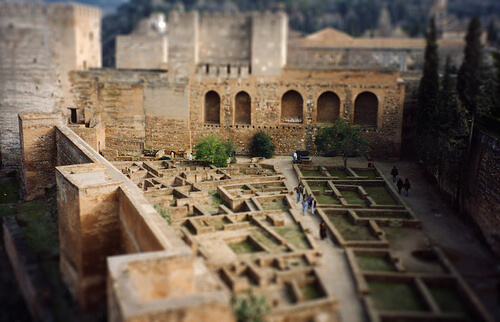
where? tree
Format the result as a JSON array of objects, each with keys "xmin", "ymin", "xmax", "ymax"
[
  {"xmin": 416, "ymin": 17, "xmax": 440, "ymax": 167},
  {"xmin": 231, "ymin": 290, "xmax": 270, "ymax": 322},
  {"xmin": 195, "ymin": 134, "xmax": 233, "ymax": 167},
  {"xmin": 250, "ymin": 131, "xmax": 275, "ymax": 159},
  {"xmin": 314, "ymin": 118, "xmax": 369, "ymax": 168},
  {"xmin": 436, "ymin": 57, "xmax": 469, "ymax": 204},
  {"xmin": 458, "ymin": 16, "xmax": 484, "ymax": 116}
]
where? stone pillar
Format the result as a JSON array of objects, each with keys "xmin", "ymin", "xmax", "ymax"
[
  {"xmin": 56, "ymin": 162, "xmax": 124, "ymax": 310},
  {"xmin": 18, "ymin": 113, "xmax": 60, "ymax": 201}
]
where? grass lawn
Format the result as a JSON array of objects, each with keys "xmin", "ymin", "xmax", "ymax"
[{"xmin": 327, "ymin": 215, "xmax": 377, "ymax": 241}]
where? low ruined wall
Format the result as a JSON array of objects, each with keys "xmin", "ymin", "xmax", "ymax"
[
  {"xmin": 463, "ymin": 130, "xmax": 500, "ymax": 255},
  {"xmin": 2, "ymin": 216, "xmax": 53, "ymax": 321}
]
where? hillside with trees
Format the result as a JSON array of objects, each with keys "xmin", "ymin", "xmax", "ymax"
[{"xmin": 97, "ymin": 0, "xmax": 500, "ymax": 66}]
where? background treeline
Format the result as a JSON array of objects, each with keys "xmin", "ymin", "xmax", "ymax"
[{"xmin": 95, "ymin": 0, "xmax": 500, "ymax": 67}]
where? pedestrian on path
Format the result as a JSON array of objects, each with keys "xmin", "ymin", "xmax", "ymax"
[
  {"xmin": 311, "ymin": 197, "xmax": 317, "ymax": 215},
  {"xmin": 307, "ymin": 193, "xmax": 312, "ymax": 209},
  {"xmin": 391, "ymin": 166, "xmax": 399, "ymax": 182},
  {"xmin": 301, "ymin": 196, "xmax": 308, "ymax": 215},
  {"xmin": 397, "ymin": 178, "xmax": 403, "ymax": 194},
  {"xmin": 292, "ymin": 152, "xmax": 297, "ymax": 164},
  {"xmin": 295, "ymin": 183, "xmax": 303, "ymax": 203},
  {"xmin": 403, "ymin": 178, "xmax": 411, "ymax": 196},
  {"xmin": 320, "ymin": 221, "xmax": 327, "ymax": 240}
]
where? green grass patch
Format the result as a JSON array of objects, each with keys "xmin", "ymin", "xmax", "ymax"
[
  {"xmin": 341, "ymin": 190, "xmax": 368, "ymax": 207},
  {"xmin": 356, "ymin": 255, "xmax": 395, "ymax": 271},
  {"xmin": 228, "ymin": 240, "xmax": 261, "ymax": 254},
  {"xmin": 315, "ymin": 194, "xmax": 340, "ymax": 205},
  {"xmin": 363, "ymin": 186, "xmax": 398, "ymax": 205},
  {"xmin": 301, "ymin": 284, "xmax": 323, "ymax": 301},
  {"xmin": 260, "ymin": 198, "xmax": 289, "ymax": 212},
  {"xmin": 309, "ymin": 185, "xmax": 327, "ymax": 194},
  {"xmin": 328, "ymin": 170, "xmax": 347, "ymax": 179},
  {"xmin": 250, "ymin": 230, "xmax": 285, "ymax": 252},
  {"xmin": 327, "ymin": 215, "xmax": 377, "ymax": 241},
  {"xmin": 206, "ymin": 217, "xmax": 230, "ymax": 230},
  {"xmin": 354, "ymin": 170, "xmax": 378, "ymax": 180},
  {"xmin": 301, "ymin": 170, "xmax": 324, "ymax": 177},
  {"xmin": 368, "ymin": 281, "xmax": 428, "ymax": 312},
  {"xmin": 428, "ymin": 286, "xmax": 467, "ymax": 314},
  {"xmin": 0, "ymin": 178, "xmax": 19, "ymax": 204},
  {"xmin": 274, "ymin": 225, "xmax": 311, "ymax": 250}
]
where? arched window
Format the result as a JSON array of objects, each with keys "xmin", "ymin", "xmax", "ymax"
[
  {"xmin": 235, "ymin": 91, "xmax": 251, "ymax": 124},
  {"xmin": 205, "ymin": 91, "xmax": 220, "ymax": 124},
  {"xmin": 354, "ymin": 92, "xmax": 378, "ymax": 127},
  {"xmin": 281, "ymin": 90, "xmax": 303, "ymax": 124},
  {"xmin": 317, "ymin": 91, "xmax": 340, "ymax": 123}
]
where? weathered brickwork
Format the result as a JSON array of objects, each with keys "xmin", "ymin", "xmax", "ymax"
[
  {"xmin": 0, "ymin": 3, "xmax": 101, "ymax": 170},
  {"xmin": 18, "ymin": 114, "xmax": 61, "ymax": 201},
  {"xmin": 464, "ymin": 130, "xmax": 500, "ymax": 255},
  {"xmin": 189, "ymin": 69, "xmax": 404, "ymax": 157}
]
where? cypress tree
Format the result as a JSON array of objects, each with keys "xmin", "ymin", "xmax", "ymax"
[
  {"xmin": 416, "ymin": 17, "xmax": 439, "ymax": 165},
  {"xmin": 437, "ymin": 57, "xmax": 468, "ymax": 205},
  {"xmin": 457, "ymin": 16, "xmax": 484, "ymax": 117}
]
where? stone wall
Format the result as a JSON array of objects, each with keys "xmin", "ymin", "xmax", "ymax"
[
  {"xmin": 189, "ymin": 69, "xmax": 405, "ymax": 158},
  {"xmin": 198, "ymin": 12, "xmax": 251, "ymax": 65},
  {"xmin": 56, "ymin": 162, "xmax": 124, "ymax": 310},
  {"xmin": 463, "ymin": 130, "xmax": 500, "ymax": 255},
  {"xmin": 0, "ymin": 2, "xmax": 101, "ymax": 171},
  {"xmin": 18, "ymin": 113, "xmax": 61, "ymax": 201},
  {"xmin": 116, "ymin": 34, "xmax": 167, "ymax": 69}
]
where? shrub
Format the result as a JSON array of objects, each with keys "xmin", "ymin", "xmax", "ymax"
[
  {"xmin": 195, "ymin": 135, "xmax": 235, "ymax": 167},
  {"xmin": 250, "ymin": 131, "xmax": 275, "ymax": 158}
]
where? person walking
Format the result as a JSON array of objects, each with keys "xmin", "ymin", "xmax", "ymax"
[
  {"xmin": 306, "ymin": 193, "xmax": 312, "ymax": 210},
  {"xmin": 319, "ymin": 221, "xmax": 327, "ymax": 240},
  {"xmin": 301, "ymin": 196, "xmax": 308, "ymax": 215},
  {"xmin": 311, "ymin": 197, "xmax": 317, "ymax": 215},
  {"xmin": 292, "ymin": 152, "xmax": 297, "ymax": 164},
  {"xmin": 295, "ymin": 183, "xmax": 303, "ymax": 203},
  {"xmin": 391, "ymin": 166, "xmax": 399, "ymax": 182},
  {"xmin": 397, "ymin": 178, "xmax": 403, "ymax": 194},
  {"xmin": 403, "ymin": 178, "xmax": 411, "ymax": 196}
]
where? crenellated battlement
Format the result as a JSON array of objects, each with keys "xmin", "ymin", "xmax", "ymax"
[{"xmin": 197, "ymin": 63, "xmax": 249, "ymax": 79}]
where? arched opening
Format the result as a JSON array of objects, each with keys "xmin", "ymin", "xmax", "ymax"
[
  {"xmin": 354, "ymin": 92, "xmax": 378, "ymax": 127},
  {"xmin": 235, "ymin": 91, "xmax": 251, "ymax": 124},
  {"xmin": 204, "ymin": 91, "xmax": 220, "ymax": 124},
  {"xmin": 317, "ymin": 91, "xmax": 340, "ymax": 123},
  {"xmin": 281, "ymin": 90, "xmax": 303, "ymax": 123}
]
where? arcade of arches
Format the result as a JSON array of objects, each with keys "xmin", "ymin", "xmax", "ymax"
[{"xmin": 203, "ymin": 89, "xmax": 379, "ymax": 127}]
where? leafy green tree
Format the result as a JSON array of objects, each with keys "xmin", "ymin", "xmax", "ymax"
[
  {"xmin": 250, "ymin": 131, "xmax": 275, "ymax": 159},
  {"xmin": 195, "ymin": 134, "xmax": 233, "ymax": 167},
  {"xmin": 416, "ymin": 17, "xmax": 440, "ymax": 167},
  {"xmin": 314, "ymin": 118, "xmax": 369, "ymax": 168},
  {"xmin": 231, "ymin": 290, "xmax": 270, "ymax": 322}
]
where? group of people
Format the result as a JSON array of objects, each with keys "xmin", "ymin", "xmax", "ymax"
[
  {"xmin": 391, "ymin": 166, "xmax": 411, "ymax": 196},
  {"xmin": 294, "ymin": 183, "xmax": 317, "ymax": 216}
]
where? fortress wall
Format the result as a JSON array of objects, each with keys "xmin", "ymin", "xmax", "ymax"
[
  {"xmin": 463, "ymin": 130, "xmax": 500, "ymax": 255},
  {"xmin": 0, "ymin": 3, "xmax": 101, "ymax": 171},
  {"xmin": 189, "ymin": 69, "xmax": 404, "ymax": 157},
  {"xmin": 116, "ymin": 35, "xmax": 167, "ymax": 69},
  {"xmin": 198, "ymin": 12, "xmax": 251, "ymax": 64},
  {"xmin": 167, "ymin": 11, "xmax": 198, "ymax": 79},
  {"xmin": 251, "ymin": 11, "xmax": 288, "ymax": 76}
]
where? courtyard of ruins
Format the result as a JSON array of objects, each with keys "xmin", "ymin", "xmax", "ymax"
[{"xmin": 110, "ymin": 155, "xmax": 495, "ymax": 321}]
